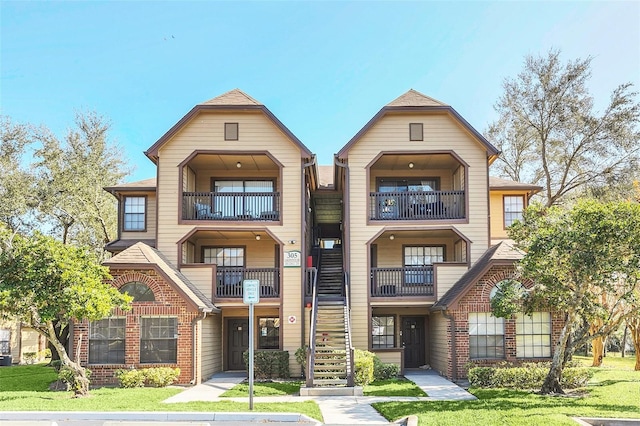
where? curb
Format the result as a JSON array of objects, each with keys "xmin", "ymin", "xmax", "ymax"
[{"xmin": 0, "ymin": 411, "xmax": 320, "ymax": 424}]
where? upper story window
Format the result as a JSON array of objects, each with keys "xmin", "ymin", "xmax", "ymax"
[
  {"xmin": 123, "ymin": 196, "xmax": 146, "ymax": 231},
  {"xmin": 212, "ymin": 179, "xmax": 275, "ymax": 218},
  {"xmin": 203, "ymin": 247, "xmax": 245, "ymax": 266},
  {"xmin": 504, "ymin": 195, "xmax": 524, "ymax": 228},
  {"xmin": 409, "ymin": 123, "xmax": 423, "ymax": 141},
  {"xmin": 378, "ymin": 178, "xmax": 439, "ymax": 193},
  {"xmin": 224, "ymin": 122, "xmax": 239, "ymax": 140},
  {"xmin": 120, "ymin": 282, "xmax": 155, "ymax": 302}
]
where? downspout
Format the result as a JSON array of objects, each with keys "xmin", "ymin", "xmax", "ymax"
[
  {"xmin": 191, "ymin": 311, "xmax": 207, "ymax": 385},
  {"xmin": 442, "ymin": 310, "xmax": 457, "ymax": 381},
  {"xmin": 301, "ymin": 156, "xmax": 317, "ymax": 349}
]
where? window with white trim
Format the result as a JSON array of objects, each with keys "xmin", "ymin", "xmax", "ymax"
[
  {"xmin": 516, "ymin": 312, "xmax": 552, "ymax": 358},
  {"xmin": 504, "ymin": 195, "xmax": 524, "ymax": 227},
  {"xmin": 123, "ymin": 196, "xmax": 145, "ymax": 231},
  {"xmin": 89, "ymin": 318, "xmax": 125, "ymax": 364},
  {"xmin": 140, "ymin": 317, "xmax": 178, "ymax": 364},
  {"xmin": 469, "ymin": 312, "xmax": 505, "ymax": 359},
  {"xmin": 203, "ymin": 247, "xmax": 244, "ymax": 266},
  {"xmin": 372, "ymin": 315, "xmax": 395, "ymax": 349}
]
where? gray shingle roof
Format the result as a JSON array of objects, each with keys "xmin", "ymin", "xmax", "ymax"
[
  {"xmin": 386, "ymin": 89, "xmax": 448, "ymax": 107},
  {"xmin": 104, "ymin": 242, "xmax": 217, "ymax": 312},
  {"xmin": 201, "ymin": 88, "xmax": 262, "ymax": 106}
]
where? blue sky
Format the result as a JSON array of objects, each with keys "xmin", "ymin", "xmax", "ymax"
[{"xmin": 2, "ymin": 1, "xmax": 638, "ymax": 182}]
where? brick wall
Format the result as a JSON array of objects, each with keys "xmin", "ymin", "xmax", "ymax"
[
  {"xmin": 448, "ymin": 265, "xmax": 564, "ymax": 379},
  {"xmin": 74, "ymin": 268, "xmax": 201, "ymax": 386}
]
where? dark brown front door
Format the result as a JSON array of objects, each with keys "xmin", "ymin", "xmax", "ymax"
[
  {"xmin": 402, "ymin": 317, "xmax": 425, "ymax": 368},
  {"xmin": 227, "ymin": 318, "xmax": 249, "ymax": 370}
]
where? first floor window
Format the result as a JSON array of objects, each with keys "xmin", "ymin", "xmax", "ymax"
[
  {"xmin": 0, "ymin": 329, "xmax": 10, "ymax": 355},
  {"xmin": 516, "ymin": 312, "xmax": 552, "ymax": 358},
  {"xmin": 372, "ymin": 315, "xmax": 395, "ymax": 349},
  {"xmin": 140, "ymin": 317, "xmax": 177, "ymax": 364},
  {"xmin": 89, "ymin": 318, "xmax": 125, "ymax": 364},
  {"xmin": 469, "ymin": 312, "xmax": 504, "ymax": 359},
  {"xmin": 123, "ymin": 196, "xmax": 145, "ymax": 231},
  {"xmin": 258, "ymin": 317, "xmax": 280, "ymax": 349}
]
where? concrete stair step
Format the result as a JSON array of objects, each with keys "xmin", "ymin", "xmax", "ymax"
[{"xmin": 313, "ymin": 379, "xmax": 348, "ymax": 386}]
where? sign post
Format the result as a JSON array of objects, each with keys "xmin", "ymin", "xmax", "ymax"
[{"xmin": 243, "ymin": 279, "xmax": 260, "ymax": 410}]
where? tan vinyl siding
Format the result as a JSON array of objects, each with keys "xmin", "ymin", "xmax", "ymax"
[
  {"xmin": 373, "ymin": 350, "xmax": 402, "ymax": 365},
  {"xmin": 121, "ymin": 192, "xmax": 157, "ymax": 240},
  {"xmin": 180, "ymin": 267, "xmax": 215, "ymax": 300},
  {"xmin": 346, "ymin": 112, "xmax": 490, "ymax": 350},
  {"xmin": 201, "ymin": 314, "xmax": 222, "ymax": 380},
  {"xmin": 194, "ymin": 239, "xmax": 276, "ymax": 267},
  {"xmin": 436, "ymin": 265, "xmax": 470, "ymax": 299},
  {"xmin": 375, "ymin": 237, "xmax": 457, "ymax": 266},
  {"xmin": 429, "ymin": 311, "xmax": 449, "ymax": 375}
]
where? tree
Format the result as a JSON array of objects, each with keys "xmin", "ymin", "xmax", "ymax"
[
  {"xmin": 487, "ymin": 49, "xmax": 640, "ymax": 207},
  {"xmin": 0, "ymin": 117, "xmax": 38, "ymax": 233},
  {"xmin": 628, "ymin": 312, "xmax": 640, "ymax": 371},
  {"xmin": 500, "ymin": 199, "xmax": 640, "ymax": 394},
  {"xmin": 34, "ymin": 111, "xmax": 130, "ymax": 256},
  {"xmin": 0, "ymin": 227, "xmax": 131, "ymax": 396}
]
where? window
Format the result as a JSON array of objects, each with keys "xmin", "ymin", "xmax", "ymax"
[
  {"xmin": 120, "ymin": 282, "xmax": 155, "ymax": 302},
  {"xmin": 409, "ymin": 123, "xmax": 423, "ymax": 141},
  {"xmin": 504, "ymin": 195, "xmax": 525, "ymax": 227},
  {"xmin": 0, "ymin": 329, "xmax": 10, "ymax": 355},
  {"xmin": 89, "ymin": 318, "xmax": 125, "ymax": 364},
  {"xmin": 404, "ymin": 246, "xmax": 444, "ymax": 285},
  {"xmin": 212, "ymin": 179, "xmax": 275, "ymax": 217},
  {"xmin": 372, "ymin": 315, "xmax": 395, "ymax": 349},
  {"xmin": 469, "ymin": 312, "xmax": 504, "ymax": 359},
  {"xmin": 224, "ymin": 122, "xmax": 239, "ymax": 140},
  {"xmin": 516, "ymin": 312, "xmax": 552, "ymax": 358},
  {"xmin": 203, "ymin": 247, "xmax": 244, "ymax": 266},
  {"xmin": 258, "ymin": 317, "xmax": 280, "ymax": 349},
  {"xmin": 378, "ymin": 178, "xmax": 439, "ymax": 193},
  {"xmin": 123, "ymin": 196, "xmax": 145, "ymax": 231},
  {"xmin": 140, "ymin": 317, "xmax": 178, "ymax": 364}
]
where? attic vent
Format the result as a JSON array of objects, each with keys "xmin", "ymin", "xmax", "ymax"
[
  {"xmin": 225, "ymin": 122, "xmax": 239, "ymax": 141},
  {"xmin": 409, "ymin": 123, "xmax": 423, "ymax": 141}
]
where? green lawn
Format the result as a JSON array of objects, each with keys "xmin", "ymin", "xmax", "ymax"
[
  {"xmin": 0, "ymin": 365, "xmax": 322, "ymax": 421},
  {"xmin": 373, "ymin": 356, "xmax": 640, "ymax": 425},
  {"xmin": 364, "ymin": 378, "xmax": 427, "ymax": 397},
  {"xmin": 220, "ymin": 380, "xmax": 303, "ymax": 397}
]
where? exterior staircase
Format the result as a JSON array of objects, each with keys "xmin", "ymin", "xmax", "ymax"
[
  {"xmin": 302, "ymin": 247, "xmax": 358, "ymax": 395},
  {"xmin": 311, "ymin": 301, "xmax": 350, "ymax": 386}
]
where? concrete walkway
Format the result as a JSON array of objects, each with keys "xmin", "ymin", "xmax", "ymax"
[{"xmin": 161, "ymin": 369, "xmax": 475, "ymax": 424}]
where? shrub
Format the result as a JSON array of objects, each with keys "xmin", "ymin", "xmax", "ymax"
[
  {"xmin": 468, "ymin": 364, "xmax": 594, "ymax": 389},
  {"xmin": 295, "ymin": 346, "xmax": 308, "ymax": 378},
  {"xmin": 243, "ymin": 350, "xmax": 290, "ymax": 379},
  {"xmin": 373, "ymin": 356, "xmax": 400, "ymax": 381},
  {"xmin": 58, "ymin": 366, "xmax": 91, "ymax": 392},
  {"xmin": 354, "ymin": 349, "xmax": 375, "ymax": 386},
  {"xmin": 115, "ymin": 369, "xmax": 146, "ymax": 388},
  {"xmin": 144, "ymin": 367, "xmax": 181, "ymax": 387},
  {"xmin": 23, "ymin": 352, "xmax": 37, "ymax": 364}
]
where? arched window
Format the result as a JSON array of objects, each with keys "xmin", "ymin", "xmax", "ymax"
[
  {"xmin": 489, "ymin": 279, "xmax": 524, "ymax": 300},
  {"xmin": 120, "ymin": 282, "xmax": 155, "ymax": 302}
]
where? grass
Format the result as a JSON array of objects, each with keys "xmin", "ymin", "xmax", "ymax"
[
  {"xmin": 0, "ymin": 365, "xmax": 322, "ymax": 421},
  {"xmin": 373, "ymin": 355, "xmax": 640, "ymax": 425},
  {"xmin": 220, "ymin": 380, "xmax": 303, "ymax": 397},
  {"xmin": 364, "ymin": 378, "xmax": 427, "ymax": 397}
]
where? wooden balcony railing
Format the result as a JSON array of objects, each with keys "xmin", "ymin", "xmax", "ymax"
[
  {"xmin": 370, "ymin": 266, "xmax": 435, "ymax": 297},
  {"xmin": 369, "ymin": 190, "xmax": 465, "ymax": 220},
  {"xmin": 183, "ymin": 192, "xmax": 280, "ymax": 221},
  {"xmin": 215, "ymin": 267, "xmax": 280, "ymax": 298}
]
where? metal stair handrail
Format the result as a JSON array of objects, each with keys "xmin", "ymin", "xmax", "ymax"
[
  {"xmin": 344, "ymin": 269, "xmax": 355, "ymax": 386},
  {"xmin": 306, "ymin": 254, "xmax": 320, "ymax": 387}
]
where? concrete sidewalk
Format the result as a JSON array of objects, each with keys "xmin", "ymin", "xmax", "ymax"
[{"xmin": 161, "ymin": 369, "xmax": 476, "ymax": 424}]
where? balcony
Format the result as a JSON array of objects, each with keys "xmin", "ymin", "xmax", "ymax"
[
  {"xmin": 370, "ymin": 266, "xmax": 435, "ymax": 298},
  {"xmin": 215, "ymin": 267, "xmax": 280, "ymax": 298},
  {"xmin": 369, "ymin": 190, "xmax": 465, "ymax": 221},
  {"xmin": 183, "ymin": 192, "xmax": 281, "ymax": 221}
]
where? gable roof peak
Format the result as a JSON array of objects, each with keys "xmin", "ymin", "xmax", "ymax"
[
  {"xmin": 386, "ymin": 89, "xmax": 448, "ymax": 107},
  {"xmin": 201, "ymin": 88, "xmax": 262, "ymax": 106}
]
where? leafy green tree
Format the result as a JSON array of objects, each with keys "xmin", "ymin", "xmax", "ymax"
[
  {"xmin": 498, "ymin": 200, "xmax": 640, "ymax": 393},
  {"xmin": 34, "ymin": 111, "xmax": 130, "ymax": 255},
  {"xmin": 0, "ymin": 117, "xmax": 38, "ymax": 232},
  {"xmin": 487, "ymin": 49, "xmax": 640, "ymax": 207},
  {"xmin": 0, "ymin": 227, "xmax": 131, "ymax": 396}
]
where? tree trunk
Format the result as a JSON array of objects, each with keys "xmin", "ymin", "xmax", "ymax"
[
  {"xmin": 590, "ymin": 320, "xmax": 604, "ymax": 367},
  {"xmin": 541, "ymin": 314, "xmax": 574, "ymax": 394},
  {"xmin": 44, "ymin": 322, "xmax": 90, "ymax": 397},
  {"xmin": 621, "ymin": 325, "xmax": 628, "ymax": 358},
  {"xmin": 47, "ymin": 322, "xmax": 69, "ymax": 363},
  {"xmin": 629, "ymin": 321, "xmax": 640, "ymax": 371}
]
